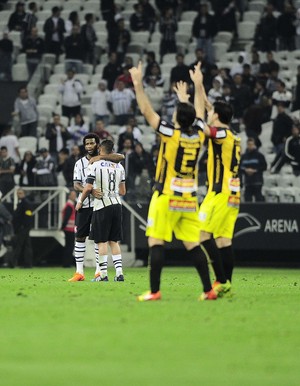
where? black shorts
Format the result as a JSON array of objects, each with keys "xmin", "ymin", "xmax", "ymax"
[
  {"xmin": 89, "ymin": 204, "xmax": 123, "ymax": 243},
  {"xmin": 75, "ymin": 207, "xmax": 93, "ymax": 238}
]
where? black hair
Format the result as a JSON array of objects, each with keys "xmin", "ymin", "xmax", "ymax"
[
  {"xmin": 52, "ymin": 6, "xmax": 60, "ymax": 14},
  {"xmin": 85, "ymin": 13, "xmax": 94, "ymax": 22},
  {"xmin": 213, "ymin": 100, "xmax": 233, "ymax": 125},
  {"xmin": 147, "ymin": 51, "xmax": 155, "ymax": 61},
  {"xmin": 83, "ymin": 133, "xmax": 100, "ymax": 145},
  {"xmin": 100, "ymin": 139, "xmax": 114, "ymax": 154},
  {"xmin": 1, "ymin": 146, "xmax": 8, "ymax": 151},
  {"xmin": 28, "ymin": 2, "xmax": 36, "ymax": 11},
  {"xmin": 176, "ymin": 102, "xmax": 196, "ymax": 133},
  {"xmin": 277, "ymin": 80, "xmax": 285, "ymax": 88},
  {"xmin": 68, "ymin": 11, "xmax": 78, "ymax": 23},
  {"xmin": 59, "ymin": 147, "xmax": 69, "ymax": 155}
]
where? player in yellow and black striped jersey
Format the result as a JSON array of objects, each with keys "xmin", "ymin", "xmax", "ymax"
[
  {"xmin": 154, "ymin": 118, "xmax": 205, "ymax": 198},
  {"xmin": 190, "ymin": 62, "xmax": 241, "ymax": 295},
  {"xmin": 129, "ymin": 62, "xmax": 217, "ymax": 301}
]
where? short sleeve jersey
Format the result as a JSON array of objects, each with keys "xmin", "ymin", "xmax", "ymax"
[
  {"xmin": 86, "ymin": 160, "xmax": 125, "ymax": 211},
  {"xmin": 73, "ymin": 156, "xmax": 94, "ymax": 209},
  {"xmin": 155, "ymin": 119, "xmax": 205, "ymax": 198},
  {"xmin": 204, "ymin": 123, "xmax": 241, "ymax": 196}
]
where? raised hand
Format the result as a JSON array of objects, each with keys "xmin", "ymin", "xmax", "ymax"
[
  {"xmin": 129, "ymin": 61, "xmax": 143, "ymax": 86},
  {"xmin": 173, "ymin": 81, "xmax": 190, "ymax": 103},
  {"xmin": 189, "ymin": 62, "xmax": 203, "ymax": 85}
]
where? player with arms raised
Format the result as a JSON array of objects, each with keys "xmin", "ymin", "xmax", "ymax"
[
  {"xmin": 129, "ymin": 62, "xmax": 217, "ymax": 301},
  {"xmin": 190, "ymin": 63, "xmax": 241, "ymax": 296}
]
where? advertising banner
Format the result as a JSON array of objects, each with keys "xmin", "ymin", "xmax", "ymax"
[{"xmin": 124, "ymin": 203, "xmax": 300, "ymax": 252}]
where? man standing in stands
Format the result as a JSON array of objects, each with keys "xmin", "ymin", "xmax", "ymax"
[
  {"xmin": 240, "ymin": 137, "xmax": 267, "ymax": 202},
  {"xmin": 43, "ymin": 6, "xmax": 65, "ymax": 59},
  {"xmin": 192, "ymin": 2, "xmax": 217, "ymax": 63},
  {"xmin": 23, "ymin": 26, "xmax": 44, "ymax": 79},
  {"xmin": 64, "ymin": 25, "xmax": 84, "ymax": 73},
  {"xmin": 111, "ymin": 79, "xmax": 136, "ymax": 125},
  {"xmin": 12, "ymin": 86, "xmax": 38, "ymax": 137},
  {"xmin": 59, "ymin": 69, "xmax": 83, "ymax": 121},
  {"xmin": 45, "ymin": 114, "xmax": 71, "ymax": 163},
  {"xmin": 80, "ymin": 13, "xmax": 97, "ymax": 65}
]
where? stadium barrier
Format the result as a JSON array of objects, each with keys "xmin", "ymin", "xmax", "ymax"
[{"xmin": 122, "ymin": 202, "xmax": 300, "ymax": 266}]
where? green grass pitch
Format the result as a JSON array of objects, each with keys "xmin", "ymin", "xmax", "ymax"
[{"xmin": 1, "ymin": 267, "xmax": 300, "ymax": 386}]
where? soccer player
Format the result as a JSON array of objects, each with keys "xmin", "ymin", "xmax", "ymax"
[
  {"xmin": 190, "ymin": 63, "xmax": 241, "ymax": 295},
  {"xmin": 75, "ymin": 139, "xmax": 126, "ymax": 281},
  {"xmin": 129, "ymin": 62, "xmax": 217, "ymax": 301},
  {"xmin": 68, "ymin": 134, "xmax": 124, "ymax": 282}
]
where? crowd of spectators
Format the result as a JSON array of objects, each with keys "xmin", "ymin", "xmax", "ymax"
[{"xmin": 0, "ymin": 0, "xmax": 300, "ymax": 202}]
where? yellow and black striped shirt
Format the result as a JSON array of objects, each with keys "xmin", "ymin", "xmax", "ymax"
[
  {"xmin": 154, "ymin": 119, "xmax": 205, "ymax": 198},
  {"xmin": 206, "ymin": 125, "xmax": 241, "ymax": 196}
]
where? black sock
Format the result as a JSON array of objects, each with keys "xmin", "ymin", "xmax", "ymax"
[
  {"xmin": 202, "ymin": 239, "xmax": 226, "ymax": 283},
  {"xmin": 149, "ymin": 245, "xmax": 165, "ymax": 293},
  {"xmin": 188, "ymin": 245, "xmax": 212, "ymax": 293},
  {"xmin": 219, "ymin": 245, "xmax": 234, "ymax": 282}
]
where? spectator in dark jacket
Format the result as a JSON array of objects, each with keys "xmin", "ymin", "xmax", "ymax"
[
  {"xmin": 80, "ymin": 13, "xmax": 97, "ymax": 65},
  {"xmin": 284, "ymin": 125, "xmax": 300, "ymax": 176},
  {"xmin": 254, "ymin": 3, "xmax": 277, "ymax": 52},
  {"xmin": 130, "ymin": 3, "xmax": 149, "ymax": 32},
  {"xmin": 8, "ymin": 1, "xmax": 26, "ymax": 31},
  {"xmin": 127, "ymin": 142, "xmax": 152, "ymax": 192},
  {"xmin": 271, "ymin": 103, "xmax": 293, "ymax": 154},
  {"xmin": 43, "ymin": 6, "xmax": 65, "ymax": 58},
  {"xmin": 23, "ymin": 26, "xmax": 44, "ymax": 79},
  {"xmin": 231, "ymin": 73, "xmax": 253, "ymax": 121},
  {"xmin": 61, "ymin": 145, "xmax": 81, "ymax": 186},
  {"xmin": 192, "ymin": 2, "xmax": 217, "ymax": 63},
  {"xmin": 240, "ymin": 138, "xmax": 267, "ymax": 202},
  {"xmin": 107, "ymin": 16, "xmax": 131, "ymax": 64},
  {"xmin": 45, "ymin": 114, "xmax": 72, "ymax": 162},
  {"xmin": 0, "ymin": 190, "xmax": 12, "ymax": 258},
  {"xmin": 19, "ymin": 150, "xmax": 36, "ymax": 186},
  {"xmin": 22, "ymin": 2, "xmax": 38, "ymax": 41},
  {"xmin": 102, "ymin": 51, "xmax": 122, "ymax": 91},
  {"xmin": 277, "ymin": 3, "xmax": 296, "ymax": 51},
  {"xmin": 10, "ymin": 188, "xmax": 34, "ymax": 268},
  {"xmin": 0, "ymin": 31, "xmax": 13, "ymax": 81},
  {"xmin": 64, "ymin": 25, "xmax": 84, "ymax": 72},
  {"xmin": 170, "ymin": 53, "xmax": 190, "ymax": 84},
  {"xmin": 159, "ymin": 7, "xmax": 177, "ymax": 62}
]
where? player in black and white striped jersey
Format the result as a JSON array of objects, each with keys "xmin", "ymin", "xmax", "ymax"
[
  {"xmin": 68, "ymin": 134, "xmax": 124, "ymax": 282},
  {"xmin": 75, "ymin": 139, "xmax": 126, "ymax": 282}
]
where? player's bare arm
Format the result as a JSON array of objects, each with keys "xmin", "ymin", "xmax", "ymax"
[
  {"xmin": 119, "ymin": 182, "xmax": 126, "ymax": 196},
  {"xmin": 75, "ymin": 183, "xmax": 93, "ymax": 211},
  {"xmin": 190, "ymin": 62, "xmax": 212, "ymax": 137},
  {"xmin": 73, "ymin": 181, "xmax": 84, "ymax": 192},
  {"xmin": 74, "ymin": 182, "xmax": 102, "ymax": 200},
  {"xmin": 89, "ymin": 153, "xmax": 125, "ymax": 164},
  {"xmin": 129, "ymin": 62, "xmax": 160, "ymax": 130}
]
